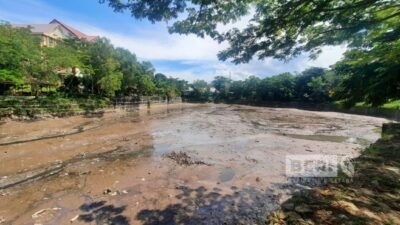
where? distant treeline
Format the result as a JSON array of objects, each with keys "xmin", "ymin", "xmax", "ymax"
[
  {"xmin": 184, "ymin": 68, "xmax": 333, "ymax": 104},
  {"xmin": 1, "ymin": 22, "xmax": 399, "ymax": 109}
]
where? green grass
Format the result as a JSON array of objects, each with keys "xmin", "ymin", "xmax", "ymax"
[
  {"xmin": 382, "ymin": 99, "xmax": 400, "ymax": 109},
  {"xmin": 338, "ymin": 99, "xmax": 400, "ymax": 110}
]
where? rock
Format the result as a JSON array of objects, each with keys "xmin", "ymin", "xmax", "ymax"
[
  {"xmin": 295, "ymin": 204, "xmax": 313, "ymax": 214},
  {"xmin": 256, "ymin": 177, "xmax": 261, "ymax": 182}
]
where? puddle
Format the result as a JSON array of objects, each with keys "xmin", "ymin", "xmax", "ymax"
[
  {"xmin": 283, "ymin": 134, "xmax": 349, "ymax": 143},
  {"xmin": 218, "ymin": 168, "xmax": 235, "ymax": 182}
]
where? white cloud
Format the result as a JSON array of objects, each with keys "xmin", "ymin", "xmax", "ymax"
[{"xmin": 72, "ymin": 22, "xmax": 226, "ymax": 61}]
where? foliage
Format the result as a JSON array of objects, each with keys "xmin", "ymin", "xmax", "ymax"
[
  {"xmin": 206, "ymin": 68, "xmax": 331, "ymax": 103},
  {"xmin": 100, "ymin": 0, "xmax": 399, "ymax": 62},
  {"xmin": 101, "ymin": 0, "xmax": 400, "ymax": 107},
  {"xmin": 0, "ymin": 24, "xmax": 187, "ymax": 98},
  {"xmin": 332, "ymin": 40, "xmax": 400, "ymax": 107},
  {"xmin": 185, "ymin": 80, "xmax": 212, "ymax": 102}
]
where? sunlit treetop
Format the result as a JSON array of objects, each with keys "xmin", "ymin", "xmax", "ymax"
[{"xmin": 100, "ymin": 0, "xmax": 400, "ymax": 63}]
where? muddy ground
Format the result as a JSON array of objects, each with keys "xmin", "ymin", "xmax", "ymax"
[{"xmin": 0, "ymin": 104, "xmax": 389, "ymax": 225}]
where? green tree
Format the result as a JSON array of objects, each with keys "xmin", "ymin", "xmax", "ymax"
[
  {"xmin": 102, "ymin": 0, "xmax": 399, "ymax": 107},
  {"xmin": 0, "ymin": 23, "xmax": 40, "ymax": 93},
  {"xmin": 212, "ymin": 76, "xmax": 232, "ymax": 101},
  {"xmin": 295, "ymin": 67, "xmax": 330, "ymax": 102},
  {"xmin": 187, "ymin": 80, "xmax": 211, "ymax": 102},
  {"xmin": 332, "ymin": 40, "xmax": 400, "ymax": 107},
  {"xmin": 101, "ymin": 0, "xmax": 399, "ymax": 62},
  {"xmin": 84, "ymin": 38, "xmax": 123, "ymax": 95}
]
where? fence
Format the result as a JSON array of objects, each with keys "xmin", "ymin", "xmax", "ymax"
[{"xmin": 112, "ymin": 96, "xmax": 182, "ymax": 111}]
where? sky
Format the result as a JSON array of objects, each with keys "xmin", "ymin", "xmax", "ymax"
[{"xmin": 0, "ymin": 0, "xmax": 347, "ymax": 82}]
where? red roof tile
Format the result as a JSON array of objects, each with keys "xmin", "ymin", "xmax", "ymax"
[{"xmin": 49, "ymin": 19, "xmax": 97, "ymax": 42}]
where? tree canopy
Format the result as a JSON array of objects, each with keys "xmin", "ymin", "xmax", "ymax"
[
  {"xmin": 101, "ymin": 0, "xmax": 400, "ymax": 107},
  {"xmin": 100, "ymin": 0, "xmax": 400, "ymax": 62},
  {"xmin": 0, "ymin": 22, "xmax": 187, "ymax": 98}
]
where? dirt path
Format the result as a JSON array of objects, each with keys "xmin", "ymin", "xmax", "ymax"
[{"xmin": 0, "ymin": 104, "xmax": 388, "ymax": 225}]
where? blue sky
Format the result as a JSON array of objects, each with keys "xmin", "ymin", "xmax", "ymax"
[{"xmin": 0, "ymin": 0, "xmax": 347, "ymax": 81}]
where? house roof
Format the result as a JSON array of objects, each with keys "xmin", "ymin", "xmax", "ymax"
[
  {"xmin": 12, "ymin": 19, "xmax": 98, "ymax": 42},
  {"xmin": 50, "ymin": 19, "xmax": 97, "ymax": 42}
]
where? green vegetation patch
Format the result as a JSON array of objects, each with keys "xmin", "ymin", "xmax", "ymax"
[{"xmin": 0, "ymin": 96, "xmax": 111, "ymax": 117}]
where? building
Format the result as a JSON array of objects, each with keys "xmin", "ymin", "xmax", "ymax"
[{"xmin": 13, "ymin": 19, "xmax": 97, "ymax": 47}]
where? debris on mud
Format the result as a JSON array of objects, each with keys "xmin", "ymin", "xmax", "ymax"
[
  {"xmin": 103, "ymin": 188, "xmax": 129, "ymax": 196},
  {"xmin": 165, "ymin": 151, "xmax": 209, "ymax": 166},
  {"xmin": 31, "ymin": 207, "xmax": 61, "ymax": 218}
]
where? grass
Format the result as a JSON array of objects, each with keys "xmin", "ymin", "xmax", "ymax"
[
  {"xmin": 382, "ymin": 100, "xmax": 400, "ymax": 110},
  {"xmin": 0, "ymin": 96, "xmax": 111, "ymax": 117},
  {"xmin": 354, "ymin": 99, "xmax": 400, "ymax": 110}
]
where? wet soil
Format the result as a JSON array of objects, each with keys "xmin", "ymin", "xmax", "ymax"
[{"xmin": 0, "ymin": 104, "xmax": 388, "ymax": 225}]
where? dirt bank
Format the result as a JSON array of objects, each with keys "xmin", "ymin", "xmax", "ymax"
[
  {"xmin": 269, "ymin": 123, "xmax": 400, "ymax": 225},
  {"xmin": 0, "ymin": 104, "xmax": 388, "ymax": 224}
]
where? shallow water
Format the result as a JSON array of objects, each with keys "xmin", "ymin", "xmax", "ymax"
[{"xmin": 0, "ymin": 104, "xmax": 388, "ymax": 224}]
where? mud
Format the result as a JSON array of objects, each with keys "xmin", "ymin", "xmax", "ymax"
[
  {"xmin": 0, "ymin": 104, "xmax": 389, "ymax": 225},
  {"xmin": 164, "ymin": 151, "xmax": 209, "ymax": 166}
]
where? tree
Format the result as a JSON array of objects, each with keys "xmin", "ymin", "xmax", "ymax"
[
  {"xmin": 295, "ymin": 67, "xmax": 330, "ymax": 102},
  {"xmin": 0, "ymin": 23, "xmax": 40, "ymax": 93},
  {"xmin": 212, "ymin": 76, "xmax": 232, "ymax": 101},
  {"xmin": 84, "ymin": 38, "xmax": 124, "ymax": 95},
  {"xmin": 332, "ymin": 40, "xmax": 400, "ymax": 107},
  {"xmin": 101, "ymin": 0, "xmax": 399, "ymax": 107},
  {"xmin": 113, "ymin": 47, "xmax": 141, "ymax": 95},
  {"xmin": 100, "ymin": 0, "xmax": 400, "ymax": 63},
  {"xmin": 187, "ymin": 80, "xmax": 211, "ymax": 102},
  {"xmin": 242, "ymin": 76, "xmax": 261, "ymax": 101}
]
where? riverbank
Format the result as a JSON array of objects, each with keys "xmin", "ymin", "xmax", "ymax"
[{"xmin": 269, "ymin": 123, "xmax": 400, "ymax": 225}]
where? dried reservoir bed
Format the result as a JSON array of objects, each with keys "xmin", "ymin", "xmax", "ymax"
[{"xmin": 0, "ymin": 104, "xmax": 388, "ymax": 225}]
